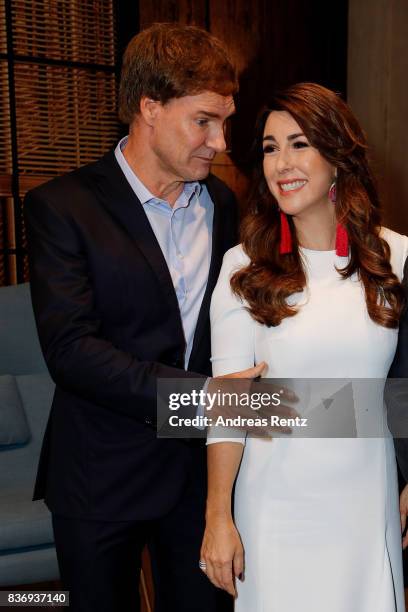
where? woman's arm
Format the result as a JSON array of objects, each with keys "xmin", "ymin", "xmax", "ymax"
[
  {"xmin": 201, "ymin": 441, "xmax": 245, "ymax": 597},
  {"xmin": 200, "ymin": 246, "xmax": 257, "ymax": 595}
]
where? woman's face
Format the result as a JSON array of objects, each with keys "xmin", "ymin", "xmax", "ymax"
[{"xmin": 262, "ymin": 111, "xmax": 335, "ymax": 219}]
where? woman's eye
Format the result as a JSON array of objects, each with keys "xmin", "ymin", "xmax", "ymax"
[
  {"xmin": 293, "ymin": 141, "xmax": 309, "ymax": 149},
  {"xmin": 263, "ymin": 145, "xmax": 277, "ymax": 154}
]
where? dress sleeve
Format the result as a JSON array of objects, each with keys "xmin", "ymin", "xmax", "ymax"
[{"xmin": 207, "ymin": 246, "xmax": 256, "ymax": 446}]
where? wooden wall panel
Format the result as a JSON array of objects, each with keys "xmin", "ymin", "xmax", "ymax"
[
  {"xmin": 209, "ymin": 0, "xmax": 263, "ymax": 197},
  {"xmin": 347, "ymin": 0, "xmax": 390, "ymax": 201},
  {"xmin": 208, "ymin": 0, "xmax": 348, "ymax": 202},
  {"xmin": 209, "ymin": 0, "xmax": 262, "ymax": 74},
  {"xmin": 210, "ymin": 153, "xmax": 250, "ymax": 213},
  {"xmin": 132, "ymin": 0, "xmax": 348, "ymax": 206},
  {"xmin": 386, "ymin": 0, "xmax": 408, "ymax": 234},
  {"xmin": 348, "ymin": 0, "xmax": 408, "ymax": 234},
  {"xmin": 139, "ymin": 0, "xmax": 206, "ymax": 29}
]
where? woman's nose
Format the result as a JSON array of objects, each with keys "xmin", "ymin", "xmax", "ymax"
[{"xmin": 276, "ymin": 148, "xmax": 292, "ymax": 173}]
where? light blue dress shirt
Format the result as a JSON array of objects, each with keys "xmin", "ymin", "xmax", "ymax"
[{"xmin": 114, "ymin": 136, "xmax": 214, "ymax": 369}]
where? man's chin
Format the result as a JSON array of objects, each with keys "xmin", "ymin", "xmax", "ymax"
[{"xmin": 186, "ymin": 164, "xmax": 212, "ymax": 182}]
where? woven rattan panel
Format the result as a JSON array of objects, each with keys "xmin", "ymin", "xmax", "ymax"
[
  {"xmin": 12, "ymin": 0, "xmax": 119, "ymax": 185},
  {"xmin": 15, "ymin": 63, "xmax": 119, "ymax": 180},
  {"xmin": 1, "ymin": 0, "xmax": 119, "ymax": 285},
  {"xmin": 0, "ymin": 0, "xmax": 6, "ymax": 54},
  {"xmin": 0, "ymin": 60, "xmax": 12, "ymax": 193},
  {"xmin": 12, "ymin": 0, "xmax": 116, "ymax": 65},
  {"xmin": 0, "ymin": 197, "xmax": 17, "ymax": 285}
]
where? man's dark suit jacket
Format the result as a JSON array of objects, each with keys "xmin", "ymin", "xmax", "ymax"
[
  {"xmin": 388, "ymin": 258, "xmax": 408, "ymax": 482},
  {"xmin": 25, "ymin": 150, "xmax": 238, "ymax": 521}
]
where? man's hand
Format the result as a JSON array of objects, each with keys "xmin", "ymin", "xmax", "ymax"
[
  {"xmin": 400, "ymin": 484, "xmax": 408, "ymax": 549},
  {"xmin": 217, "ymin": 362, "xmax": 267, "ymax": 380},
  {"xmin": 200, "ymin": 514, "xmax": 244, "ymax": 597},
  {"xmin": 207, "ymin": 362, "xmax": 299, "ymax": 435}
]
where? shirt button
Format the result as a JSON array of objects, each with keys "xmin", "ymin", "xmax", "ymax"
[{"xmin": 177, "ymin": 252, "xmax": 184, "ymax": 259}]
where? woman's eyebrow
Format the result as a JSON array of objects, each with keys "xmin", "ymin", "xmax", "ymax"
[
  {"xmin": 263, "ymin": 132, "xmax": 305, "ymax": 142},
  {"xmin": 287, "ymin": 132, "xmax": 305, "ymax": 141}
]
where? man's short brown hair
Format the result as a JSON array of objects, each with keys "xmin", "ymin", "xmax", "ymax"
[{"xmin": 118, "ymin": 22, "xmax": 238, "ymax": 124}]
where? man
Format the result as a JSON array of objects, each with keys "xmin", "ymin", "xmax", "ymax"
[
  {"xmin": 25, "ymin": 22, "xmax": 261, "ymax": 612},
  {"xmin": 388, "ymin": 258, "xmax": 408, "ymax": 480}
]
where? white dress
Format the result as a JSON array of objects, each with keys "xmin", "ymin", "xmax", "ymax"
[{"xmin": 209, "ymin": 227, "xmax": 408, "ymax": 612}]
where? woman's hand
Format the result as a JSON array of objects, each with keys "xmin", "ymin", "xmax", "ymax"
[
  {"xmin": 400, "ymin": 484, "xmax": 408, "ymax": 549},
  {"xmin": 200, "ymin": 515, "xmax": 244, "ymax": 597}
]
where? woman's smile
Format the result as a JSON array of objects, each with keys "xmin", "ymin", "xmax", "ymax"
[{"xmin": 277, "ymin": 179, "xmax": 308, "ymax": 195}]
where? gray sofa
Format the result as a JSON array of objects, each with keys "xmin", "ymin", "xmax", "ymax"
[{"xmin": 0, "ymin": 282, "xmax": 59, "ymax": 585}]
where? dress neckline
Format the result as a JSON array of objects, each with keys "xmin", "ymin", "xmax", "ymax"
[{"xmin": 299, "ymin": 246, "xmax": 336, "ymax": 254}]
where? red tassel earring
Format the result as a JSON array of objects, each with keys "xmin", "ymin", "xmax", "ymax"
[
  {"xmin": 279, "ymin": 210, "xmax": 292, "ymax": 254},
  {"xmin": 329, "ymin": 180, "xmax": 349, "ymax": 257},
  {"xmin": 335, "ymin": 223, "xmax": 348, "ymax": 257}
]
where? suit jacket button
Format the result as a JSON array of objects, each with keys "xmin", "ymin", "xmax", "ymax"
[{"xmin": 145, "ymin": 417, "xmax": 152, "ymax": 425}]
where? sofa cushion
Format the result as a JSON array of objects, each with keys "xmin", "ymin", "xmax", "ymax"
[
  {"xmin": 0, "ymin": 373, "xmax": 54, "ymax": 491},
  {"xmin": 0, "ymin": 497, "xmax": 54, "ymax": 552},
  {"xmin": 0, "ymin": 372, "xmax": 55, "ymax": 553},
  {"xmin": 0, "ymin": 545, "xmax": 59, "ymax": 587},
  {"xmin": 0, "ymin": 283, "xmax": 48, "ymax": 375},
  {"xmin": 0, "ymin": 375, "xmax": 30, "ymax": 447}
]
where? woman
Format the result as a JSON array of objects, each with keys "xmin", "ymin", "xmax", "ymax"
[{"xmin": 200, "ymin": 83, "xmax": 408, "ymax": 611}]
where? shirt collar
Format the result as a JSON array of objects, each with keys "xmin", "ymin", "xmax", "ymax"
[{"xmin": 115, "ymin": 135, "xmax": 202, "ymax": 205}]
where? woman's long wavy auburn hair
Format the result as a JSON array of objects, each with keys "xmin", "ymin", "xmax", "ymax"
[{"xmin": 231, "ymin": 82, "xmax": 405, "ymax": 328}]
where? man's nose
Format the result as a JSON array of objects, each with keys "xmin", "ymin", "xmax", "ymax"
[{"xmin": 207, "ymin": 128, "xmax": 227, "ymax": 153}]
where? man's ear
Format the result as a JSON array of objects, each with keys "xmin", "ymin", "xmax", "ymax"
[{"xmin": 139, "ymin": 97, "xmax": 162, "ymax": 127}]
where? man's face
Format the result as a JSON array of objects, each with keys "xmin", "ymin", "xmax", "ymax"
[{"xmin": 148, "ymin": 91, "xmax": 235, "ymax": 182}]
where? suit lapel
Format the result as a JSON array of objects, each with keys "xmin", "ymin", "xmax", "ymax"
[
  {"xmin": 188, "ymin": 175, "xmax": 226, "ymax": 364},
  {"xmin": 87, "ymin": 151, "xmax": 184, "ymax": 340},
  {"xmin": 87, "ymin": 152, "xmax": 231, "ymax": 369}
]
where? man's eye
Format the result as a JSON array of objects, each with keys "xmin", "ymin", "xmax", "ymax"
[
  {"xmin": 196, "ymin": 119, "xmax": 209, "ymax": 126},
  {"xmin": 293, "ymin": 141, "xmax": 309, "ymax": 149}
]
